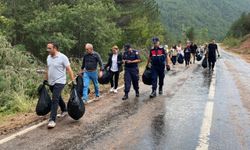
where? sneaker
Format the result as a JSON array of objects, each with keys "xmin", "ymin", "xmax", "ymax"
[
  {"xmin": 82, "ymin": 98, "xmax": 88, "ymax": 104},
  {"xmin": 113, "ymin": 89, "xmax": 118, "ymax": 93},
  {"xmin": 48, "ymin": 121, "xmax": 56, "ymax": 128},
  {"xmin": 94, "ymin": 95, "xmax": 100, "ymax": 101},
  {"xmin": 150, "ymin": 90, "xmax": 156, "ymax": 98},
  {"xmin": 110, "ymin": 88, "xmax": 114, "ymax": 93},
  {"xmin": 57, "ymin": 111, "xmax": 68, "ymax": 118},
  {"xmin": 122, "ymin": 95, "xmax": 128, "ymax": 100}
]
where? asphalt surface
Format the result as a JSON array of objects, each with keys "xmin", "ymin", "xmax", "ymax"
[{"xmin": 0, "ymin": 47, "xmax": 250, "ymax": 150}]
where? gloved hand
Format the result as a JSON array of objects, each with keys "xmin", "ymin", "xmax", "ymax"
[
  {"xmin": 43, "ymin": 80, "xmax": 48, "ymax": 85},
  {"xmin": 218, "ymin": 54, "xmax": 220, "ymax": 58},
  {"xmin": 166, "ymin": 65, "xmax": 170, "ymax": 71}
]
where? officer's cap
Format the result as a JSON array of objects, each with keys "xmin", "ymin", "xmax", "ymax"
[
  {"xmin": 124, "ymin": 43, "xmax": 131, "ymax": 50},
  {"xmin": 152, "ymin": 37, "xmax": 160, "ymax": 44}
]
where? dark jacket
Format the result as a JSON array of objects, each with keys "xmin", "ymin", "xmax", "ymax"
[
  {"xmin": 81, "ymin": 51, "xmax": 104, "ymax": 71},
  {"xmin": 190, "ymin": 44, "xmax": 198, "ymax": 53},
  {"xmin": 105, "ymin": 53, "xmax": 123, "ymax": 72},
  {"xmin": 149, "ymin": 46, "xmax": 167, "ymax": 66}
]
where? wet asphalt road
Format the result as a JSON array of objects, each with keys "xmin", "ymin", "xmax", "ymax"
[{"xmin": 1, "ymin": 47, "xmax": 250, "ymax": 150}]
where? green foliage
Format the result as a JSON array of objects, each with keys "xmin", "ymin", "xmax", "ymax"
[
  {"xmin": 186, "ymin": 27, "xmax": 195, "ymax": 42},
  {"xmin": 227, "ymin": 12, "xmax": 250, "ymax": 38},
  {"xmin": 115, "ymin": 0, "xmax": 168, "ymax": 49},
  {"xmin": 0, "ymin": 36, "xmax": 42, "ymax": 114},
  {"xmin": 0, "ymin": 2, "xmax": 14, "ymax": 37},
  {"xmin": 223, "ymin": 37, "xmax": 241, "ymax": 47},
  {"xmin": 25, "ymin": 1, "xmax": 122, "ymax": 59},
  {"xmin": 0, "ymin": 0, "xmax": 167, "ymax": 60},
  {"xmin": 156, "ymin": 0, "xmax": 250, "ymax": 40}
]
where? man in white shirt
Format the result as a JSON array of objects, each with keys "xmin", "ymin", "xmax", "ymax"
[{"xmin": 44, "ymin": 42, "xmax": 75, "ymax": 128}]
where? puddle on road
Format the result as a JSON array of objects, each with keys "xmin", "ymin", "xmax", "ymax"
[{"xmin": 151, "ymin": 113, "xmax": 166, "ymax": 146}]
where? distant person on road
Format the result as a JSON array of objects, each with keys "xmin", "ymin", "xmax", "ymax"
[
  {"xmin": 146, "ymin": 37, "xmax": 170, "ymax": 98},
  {"xmin": 177, "ymin": 42, "xmax": 184, "ymax": 56},
  {"xmin": 184, "ymin": 42, "xmax": 191, "ymax": 67},
  {"xmin": 207, "ymin": 39, "xmax": 220, "ymax": 71},
  {"xmin": 44, "ymin": 42, "xmax": 75, "ymax": 128},
  {"xmin": 170, "ymin": 45, "xmax": 178, "ymax": 66},
  {"xmin": 190, "ymin": 42, "xmax": 198, "ymax": 64},
  {"xmin": 122, "ymin": 44, "xmax": 141, "ymax": 100},
  {"xmin": 105, "ymin": 45, "xmax": 123, "ymax": 94},
  {"xmin": 79, "ymin": 43, "xmax": 104, "ymax": 103}
]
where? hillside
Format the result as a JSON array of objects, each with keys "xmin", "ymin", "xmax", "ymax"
[{"xmin": 156, "ymin": 0, "xmax": 250, "ymax": 40}]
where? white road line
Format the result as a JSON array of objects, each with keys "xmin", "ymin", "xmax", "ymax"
[
  {"xmin": 0, "ymin": 120, "xmax": 47, "ymax": 145},
  {"xmin": 0, "ymin": 85, "xmax": 125, "ymax": 145},
  {"xmin": 196, "ymin": 67, "xmax": 217, "ymax": 150}
]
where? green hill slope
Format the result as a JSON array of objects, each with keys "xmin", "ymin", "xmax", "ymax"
[{"xmin": 157, "ymin": 0, "xmax": 250, "ymax": 40}]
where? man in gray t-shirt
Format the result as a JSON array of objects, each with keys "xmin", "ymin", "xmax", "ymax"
[{"xmin": 44, "ymin": 42, "xmax": 75, "ymax": 128}]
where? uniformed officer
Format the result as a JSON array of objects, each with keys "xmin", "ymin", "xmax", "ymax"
[
  {"xmin": 122, "ymin": 44, "xmax": 141, "ymax": 100},
  {"xmin": 146, "ymin": 37, "xmax": 170, "ymax": 98}
]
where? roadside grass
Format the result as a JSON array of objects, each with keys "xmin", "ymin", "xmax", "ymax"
[
  {"xmin": 223, "ymin": 34, "xmax": 250, "ymax": 63},
  {"xmin": 0, "ymin": 36, "xmax": 42, "ymax": 120},
  {"xmin": 223, "ymin": 36, "xmax": 241, "ymax": 47}
]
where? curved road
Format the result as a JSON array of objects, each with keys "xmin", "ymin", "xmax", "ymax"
[{"xmin": 0, "ymin": 47, "xmax": 250, "ymax": 150}]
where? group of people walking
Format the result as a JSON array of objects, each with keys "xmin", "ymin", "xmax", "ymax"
[{"xmin": 44, "ymin": 38, "xmax": 219, "ymax": 128}]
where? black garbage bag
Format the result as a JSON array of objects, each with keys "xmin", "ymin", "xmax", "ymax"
[
  {"xmin": 36, "ymin": 84, "xmax": 51, "ymax": 116},
  {"xmin": 67, "ymin": 85, "xmax": 85, "ymax": 120},
  {"xmin": 76, "ymin": 75, "xmax": 91, "ymax": 97},
  {"xmin": 98, "ymin": 69, "xmax": 111, "ymax": 85},
  {"xmin": 202, "ymin": 57, "xmax": 208, "ymax": 68},
  {"xmin": 196, "ymin": 53, "xmax": 203, "ymax": 61},
  {"xmin": 76, "ymin": 76, "xmax": 83, "ymax": 98},
  {"xmin": 142, "ymin": 67, "xmax": 152, "ymax": 85},
  {"xmin": 177, "ymin": 54, "xmax": 184, "ymax": 64}
]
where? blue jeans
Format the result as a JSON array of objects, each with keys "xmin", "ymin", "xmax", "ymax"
[{"xmin": 82, "ymin": 71, "xmax": 99, "ymax": 101}]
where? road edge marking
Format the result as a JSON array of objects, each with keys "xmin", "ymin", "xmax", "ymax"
[
  {"xmin": 0, "ymin": 85, "xmax": 125, "ymax": 145},
  {"xmin": 0, "ymin": 120, "xmax": 47, "ymax": 145},
  {"xmin": 196, "ymin": 67, "xmax": 216, "ymax": 150}
]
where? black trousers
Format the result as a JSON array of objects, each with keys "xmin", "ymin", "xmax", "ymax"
[
  {"xmin": 49, "ymin": 84, "xmax": 66, "ymax": 122},
  {"xmin": 185, "ymin": 53, "xmax": 191, "ymax": 66},
  {"xmin": 171, "ymin": 56, "xmax": 177, "ymax": 65},
  {"xmin": 208, "ymin": 61, "xmax": 216, "ymax": 70},
  {"xmin": 110, "ymin": 71, "xmax": 120, "ymax": 89},
  {"xmin": 124, "ymin": 67, "xmax": 139, "ymax": 95},
  {"xmin": 151, "ymin": 66, "xmax": 165, "ymax": 91}
]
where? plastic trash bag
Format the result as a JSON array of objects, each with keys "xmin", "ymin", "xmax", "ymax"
[
  {"xmin": 196, "ymin": 53, "xmax": 203, "ymax": 61},
  {"xmin": 202, "ymin": 57, "xmax": 208, "ymax": 68},
  {"xmin": 67, "ymin": 85, "xmax": 85, "ymax": 120},
  {"xmin": 77, "ymin": 74, "xmax": 91, "ymax": 96},
  {"xmin": 36, "ymin": 84, "xmax": 51, "ymax": 116},
  {"xmin": 142, "ymin": 67, "xmax": 152, "ymax": 85},
  {"xmin": 98, "ymin": 69, "xmax": 111, "ymax": 85},
  {"xmin": 177, "ymin": 54, "xmax": 184, "ymax": 64}
]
